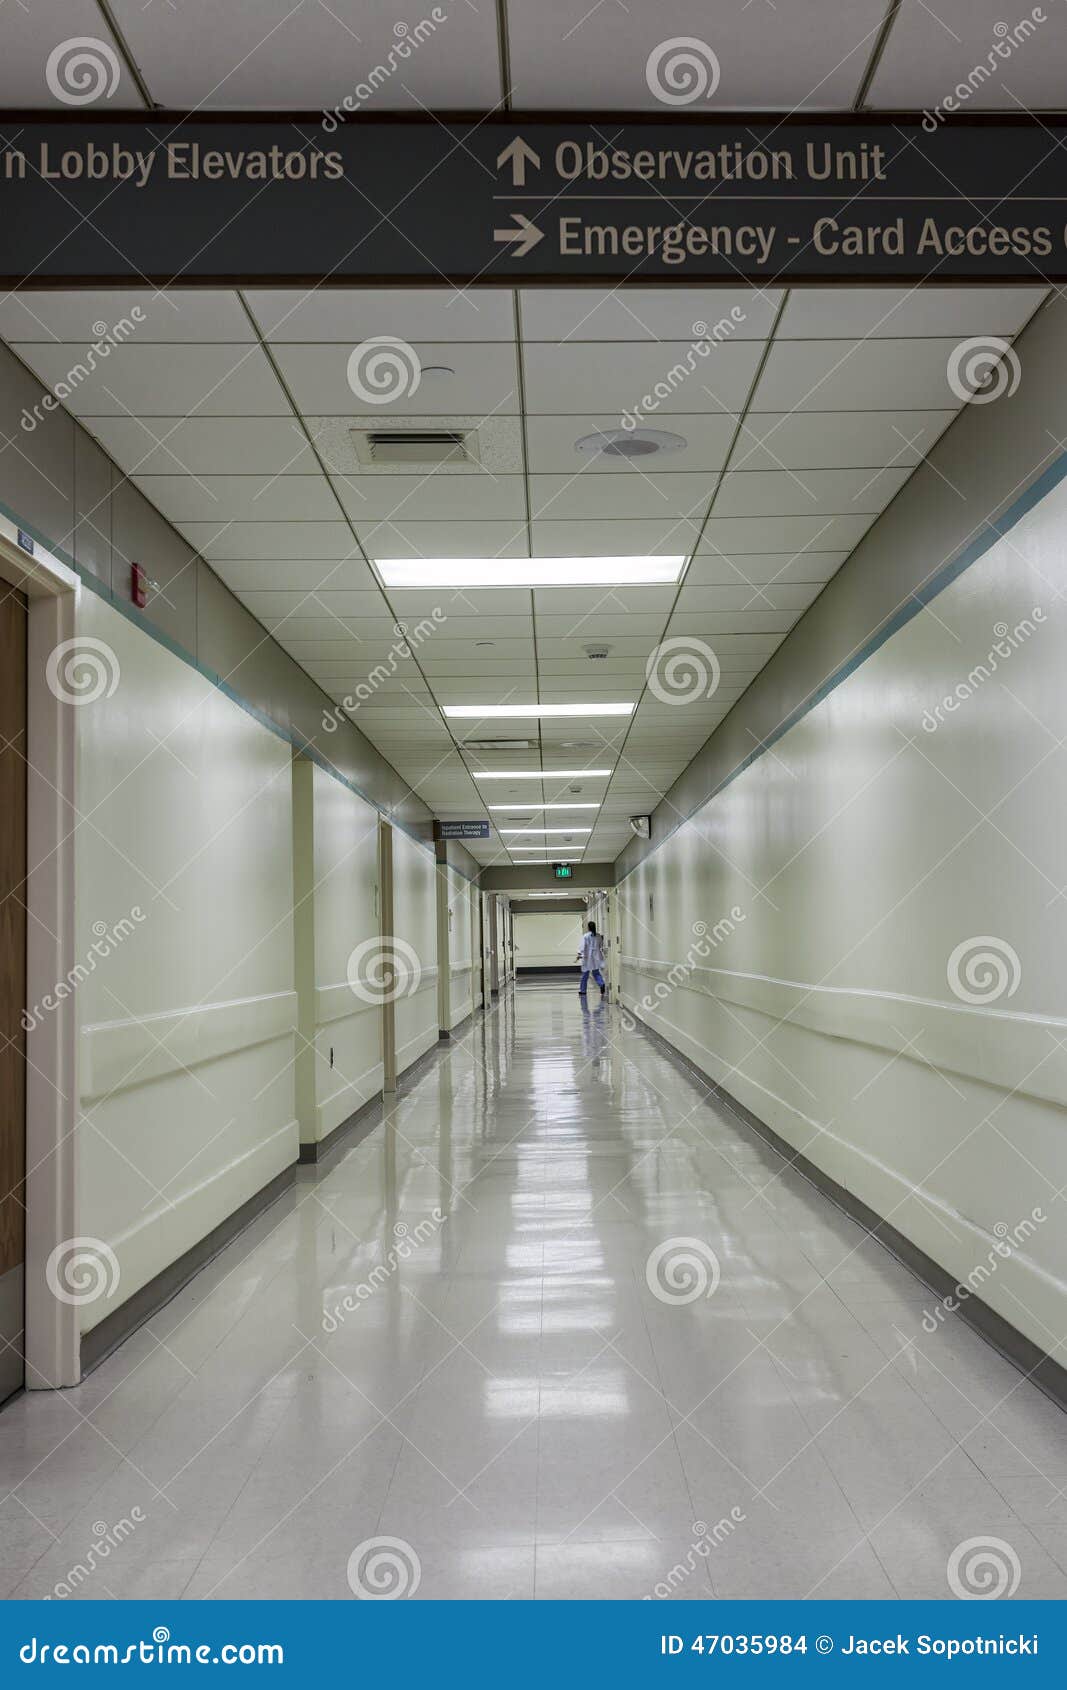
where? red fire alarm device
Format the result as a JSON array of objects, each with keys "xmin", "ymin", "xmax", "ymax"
[{"xmin": 131, "ymin": 561, "xmax": 148, "ymax": 608}]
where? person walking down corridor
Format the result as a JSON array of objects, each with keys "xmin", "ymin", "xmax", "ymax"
[{"xmin": 578, "ymin": 921, "xmax": 607, "ymax": 999}]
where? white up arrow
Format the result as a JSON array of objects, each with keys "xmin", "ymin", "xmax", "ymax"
[
  {"xmin": 496, "ymin": 136, "xmax": 541, "ymax": 186},
  {"xmin": 493, "ymin": 213, "xmax": 544, "ymax": 258}
]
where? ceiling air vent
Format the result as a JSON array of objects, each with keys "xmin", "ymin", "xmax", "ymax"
[
  {"xmin": 351, "ymin": 428, "xmax": 479, "ymax": 467},
  {"xmin": 465, "ymin": 738, "xmax": 537, "ymax": 752}
]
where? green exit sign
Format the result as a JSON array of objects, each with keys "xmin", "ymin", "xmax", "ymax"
[{"xmin": 553, "ymin": 863, "xmax": 573, "ymax": 879}]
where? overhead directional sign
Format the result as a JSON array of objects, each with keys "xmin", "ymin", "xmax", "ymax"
[
  {"xmin": 3, "ymin": 116, "xmax": 1067, "ymax": 284},
  {"xmin": 438, "ymin": 821, "xmax": 491, "ymax": 840}
]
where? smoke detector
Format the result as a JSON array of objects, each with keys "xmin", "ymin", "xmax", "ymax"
[
  {"xmin": 583, "ymin": 642, "xmax": 612, "ymax": 660},
  {"xmin": 575, "ymin": 428, "xmax": 687, "ymax": 460}
]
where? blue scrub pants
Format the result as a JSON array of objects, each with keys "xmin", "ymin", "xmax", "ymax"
[{"xmin": 579, "ymin": 969, "xmax": 605, "ymax": 995}]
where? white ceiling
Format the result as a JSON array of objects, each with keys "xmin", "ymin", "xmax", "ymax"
[
  {"xmin": 5, "ymin": 0, "xmax": 1067, "ymax": 112},
  {"xmin": 2, "ymin": 3, "xmax": 1057, "ymax": 866},
  {"xmin": 0, "ymin": 282, "xmax": 1046, "ymax": 865}
]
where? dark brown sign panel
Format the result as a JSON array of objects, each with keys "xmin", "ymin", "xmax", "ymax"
[{"xmin": 2, "ymin": 116, "xmax": 1066, "ymax": 285}]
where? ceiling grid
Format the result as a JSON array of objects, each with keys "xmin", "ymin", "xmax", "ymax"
[{"xmin": 2, "ymin": 1, "xmax": 1061, "ymax": 866}]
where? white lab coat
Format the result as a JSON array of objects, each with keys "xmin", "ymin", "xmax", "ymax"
[{"xmin": 579, "ymin": 931, "xmax": 605, "ymax": 972}]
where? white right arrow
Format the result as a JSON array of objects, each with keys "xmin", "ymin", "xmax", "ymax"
[
  {"xmin": 496, "ymin": 136, "xmax": 542, "ymax": 186},
  {"xmin": 493, "ymin": 213, "xmax": 545, "ymax": 259}
]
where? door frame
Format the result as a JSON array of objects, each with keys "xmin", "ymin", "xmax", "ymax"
[
  {"xmin": 378, "ymin": 817, "xmax": 396, "ymax": 1094},
  {"xmin": 0, "ymin": 519, "xmax": 80, "ymax": 1389}
]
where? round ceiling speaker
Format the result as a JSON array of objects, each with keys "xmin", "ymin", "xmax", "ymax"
[{"xmin": 574, "ymin": 428, "xmax": 687, "ymax": 460}]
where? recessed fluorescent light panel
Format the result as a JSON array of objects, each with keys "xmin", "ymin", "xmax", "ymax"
[
  {"xmin": 487, "ymin": 803, "xmax": 600, "ymax": 811},
  {"xmin": 472, "ymin": 769, "xmax": 612, "ymax": 780},
  {"xmin": 445, "ymin": 704, "xmax": 632, "ymax": 719},
  {"xmin": 376, "ymin": 557, "xmax": 685, "ymax": 588},
  {"xmin": 502, "ymin": 828, "xmax": 593, "ymax": 836}
]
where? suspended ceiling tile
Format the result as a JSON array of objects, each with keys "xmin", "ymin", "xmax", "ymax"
[
  {"xmin": 731, "ymin": 412, "xmax": 957, "ymax": 472},
  {"xmin": 506, "ymin": 0, "xmax": 886, "ymax": 108},
  {"xmin": 429, "ymin": 678, "xmax": 540, "ymax": 700},
  {"xmin": 665, "ymin": 610, "xmax": 799, "ymax": 635},
  {"xmin": 130, "ymin": 474, "xmax": 337, "ymax": 523},
  {"xmin": 711, "ymin": 465, "xmax": 912, "ymax": 518},
  {"xmin": 532, "ymin": 585, "xmax": 677, "ymax": 615},
  {"xmin": 330, "ymin": 473, "xmax": 526, "ymax": 521},
  {"xmin": 530, "ymin": 518, "xmax": 702, "ymax": 555},
  {"xmin": 263, "ymin": 617, "xmax": 400, "ymax": 642},
  {"xmin": 868, "ymin": 1, "xmax": 1067, "ymax": 109},
  {"xmin": 0, "ymin": 290, "xmax": 252, "ymax": 342},
  {"xmin": 354, "ymin": 519, "xmax": 530, "ymax": 558},
  {"xmin": 520, "ymin": 288, "xmax": 782, "ymax": 343},
  {"xmin": 84, "ymin": 416, "xmax": 318, "ymax": 476},
  {"xmin": 420, "ymin": 641, "xmax": 538, "ymax": 664},
  {"xmin": 535, "ymin": 611, "xmax": 671, "ymax": 638},
  {"xmin": 272, "ymin": 342, "xmax": 520, "ymax": 416},
  {"xmin": 682, "ymin": 551, "xmax": 848, "ymax": 586},
  {"xmin": 108, "ymin": 0, "xmax": 502, "ymax": 109},
  {"xmin": 393, "ymin": 614, "xmax": 533, "ymax": 640},
  {"xmin": 280, "ymin": 637, "xmax": 423, "ymax": 661},
  {"xmin": 523, "ymin": 341, "xmax": 762, "ymax": 415},
  {"xmin": 214, "ymin": 557, "xmax": 378, "ymax": 591},
  {"xmin": 750, "ymin": 339, "xmax": 972, "ymax": 412},
  {"xmin": 389, "ymin": 588, "xmax": 534, "ymax": 616},
  {"xmin": 180, "ymin": 520, "xmax": 357, "ymax": 559},
  {"xmin": 673, "ymin": 583, "xmax": 823, "ymax": 614},
  {"xmin": 529, "ymin": 472, "xmax": 716, "ymax": 522},
  {"xmin": 525, "ymin": 413, "xmax": 737, "ymax": 474},
  {"xmin": 0, "ymin": 2, "xmax": 143, "ymax": 107},
  {"xmin": 11, "ymin": 342, "xmax": 290, "ymax": 418},
  {"xmin": 648, "ymin": 629, "xmax": 784, "ymax": 656},
  {"xmin": 238, "ymin": 589, "xmax": 391, "ymax": 619},
  {"xmin": 537, "ymin": 667, "xmax": 654, "ymax": 685},
  {"xmin": 246, "ymin": 288, "xmax": 514, "ymax": 343},
  {"xmin": 535, "ymin": 660, "xmax": 654, "ymax": 678},
  {"xmin": 779, "ymin": 285, "xmax": 1048, "ymax": 340},
  {"xmin": 698, "ymin": 513, "xmax": 876, "ymax": 554}
]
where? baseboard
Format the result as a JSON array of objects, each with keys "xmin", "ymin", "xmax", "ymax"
[
  {"xmin": 78, "ymin": 999, "xmax": 495, "ymax": 1384},
  {"xmin": 299, "ymin": 1091, "xmax": 383, "ymax": 1164},
  {"xmin": 79, "ymin": 1162, "xmax": 297, "ymax": 1377},
  {"xmin": 439, "ymin": 1008, "xmax": 475, "ymax": 1043},
  {"xmin": 397, "ymin": 1035, "xmax": 449, "ymax": 1091},
  {"xmin": 627, "ymin": 1008, "xmax": 1067, "ymax": 1417}
]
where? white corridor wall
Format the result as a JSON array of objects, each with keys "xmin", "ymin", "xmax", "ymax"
[
  {"xmin": 618, "ymin": 472, "xmax": 1067, "ymax": 1358},
  {"xmin": 391, "ymin": 824, "xmax": 439, "ymax": 1075},
  {"xmin": 514, "ymin": 910, "xmax": 584, "ymax": 969},
  {"xmin": 440, "ymin": 864, "xmax": 476, "ymax": 1033},
  {"xmin": 75, "ymin": 591, "xmax": 297, "ymax": 1334},
  {"xmin": 294, "ymin": 759, "xmax": 382, "ymax": 1148}
]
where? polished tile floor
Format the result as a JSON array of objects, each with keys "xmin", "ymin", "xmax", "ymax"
[{"xmin": 2, "ymin": 985, "xmax": 1065, "ymax": 1600}]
